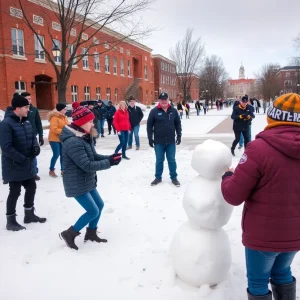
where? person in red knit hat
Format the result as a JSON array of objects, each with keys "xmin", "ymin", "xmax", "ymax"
[{"xmin": 58, "ymin": 106, "xmax": 122, "ymax": 250}]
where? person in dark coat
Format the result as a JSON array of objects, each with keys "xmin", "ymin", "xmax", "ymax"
[
  {"xmin": 59, "ymin": 106, "xmax": 122, "ymax": 250},
  {"xmin": 195, "ymin": 100, "xmax": 201, "ymax": 116},
  {"xmin": 95, "ymin": 100, "xmax": 107, "ymax": 138},
  {"xmin": 221, "ymin": 93, "xmax": 300, "ymax": 300},
  {"xmin": 147, "ymin": 92, "xmax": 182, "ymax": 187},
  {"xmin": 177, "ymin": 101, "xmax": 184, "ymax": 119},
  {"xmin": 0, "ymin": 94, "xmax": 46, "ymax": 231},
  {"xmin": 127, "ymin": 96, "xmax": 144, "ymax": 150},
  {"xmin": 106, "ymin": 101, "xmax": 116, "ymax": 135},
  {"xmin": 231, "ymin": 96, "xmax": 255, "ymax": 156}
]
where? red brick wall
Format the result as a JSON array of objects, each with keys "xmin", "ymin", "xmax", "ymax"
[{"xmin": 0, "ymin": 0, "xmax": 154, "ymax": 109}]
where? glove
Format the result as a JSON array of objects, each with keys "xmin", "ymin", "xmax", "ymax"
[
  {"xmin": 149, "ymin": 139, "xmax": 154, "ymax": 148},
  {"xmin": 109, "ymin": 153, "xmax": 122, "ymax": 166},
  {"xmin": 39, "ymin": 136, "xmax": 44, "ymax": 146},
  {"xmin": 31, "ymin": 145, "xmax": 40, "ymax": 157},
  {"xmin": 176, "ymin": 136, "xmax": 181, "ymax": 145}
]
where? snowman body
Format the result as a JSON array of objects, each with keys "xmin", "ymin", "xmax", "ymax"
[{"xmin": 170, "ymin": 139, "xmax": 233, "ymax": 287}]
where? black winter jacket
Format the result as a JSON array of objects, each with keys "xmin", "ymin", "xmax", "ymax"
[
  {"xmin": 106, "ymin": 105, "xmax": 116, "ymax": 119},
  {"xmin": 231, "ymin": 104, "xmax": 255, "ymax": 131},
  {"xmin": 95, "ymin": 104, "xmax": 108, "ymax": 120},
  {"xmin": 128, "ymin": 105, "xmax": 144, "ymax": 128},
  {"xmin": 60, "ymin": 125, "xmax": 111, "ymax": 197},
  {"xmin": 0, "ymin": 108, "xmax": 39, "ymax": 181},
  {"xmin": 147, "ymin": 105, "xmax": 182, "ymax": 144}
]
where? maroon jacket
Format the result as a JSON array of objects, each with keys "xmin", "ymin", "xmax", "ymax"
[{"xmin": 222, "ymin": 126, "xmax": 300, "ymax": 252}]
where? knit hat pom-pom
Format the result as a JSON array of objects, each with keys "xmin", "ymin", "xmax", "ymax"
[{"xmin": 72, "ymin": 101, "xmax": 80, "ymax": 110}]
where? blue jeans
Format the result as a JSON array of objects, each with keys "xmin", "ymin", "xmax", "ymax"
[
  {"xmin": 128, "ymin": 125, "xmax": 140, "ymax": 147},
  {"xmin": 115, "ymin": 131, "xmax": 129, "ymax": 157},
  {"xmin": 97, "ymin": 119, "xmax": 105, "ymax": 136},
  {"xmin": 154, "ymin": 144, "xmax": 177, "ymax": 180},
  {"xmin": 196, "ymin": 109, "xmax": 200, "ymax": 116},
  {"xmin": 73, "ymin": 189, "xmax": 104, "ymax": 232},
  {"xmin": 239, "ymin": 125, "xmax": 252, "ymax": 146},
  {"xmin": 49, "ymin": 141, "xmax": 62, "ymax": 171},
  {"xmin": 245, "ymin": 247, "xmax": 297, "ymax": 296}
]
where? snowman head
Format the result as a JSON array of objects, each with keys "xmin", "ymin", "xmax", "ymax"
[{"xmin": 191, "ymin": 140, "xmax": 232, "ymax": 180}]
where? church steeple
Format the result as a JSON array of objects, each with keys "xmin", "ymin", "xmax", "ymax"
[{"xmin": 239, "ymin": 63, "xmax": 245, "ymax": 79}]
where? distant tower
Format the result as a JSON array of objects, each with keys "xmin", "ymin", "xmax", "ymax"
[{"xmin": 239, "ymin": 63, "xmax": 245, "ymax": 79}]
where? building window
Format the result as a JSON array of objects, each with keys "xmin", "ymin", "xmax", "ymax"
[
  {"xmin": 120, "ymin": 47, "xmax": 124, "ymax": 53},
  {"xmin": 11, "ymin": 28, "xmax": 24, "ymax": 56},
  {"xmin": 113, "ymin": 57, "xmax": 117, "ymax": 74},
  {"xmin": 146, "ymin": 90, "xmax": 148, "ymax": 104},
  {"xmin": 82, "ymin": 33, "xmax": 88, "ymax": 41},
  {"xmin": 52, "ymin": 22, "xmax": 61, "ymax": 31},
  {"xmin": 106, "ymin": 88, "xmax": 111, "ymax": 100},
  {"xmin": 105, "ymin": 55, "xmax": 110, "ymax": 73},
  {"xmin": 161, "ymin": 61, "xmax": 163, "ymax": 70},
  {"xmin": 144, "ymin": 65, "xmax": 148, "ymax": 80},
  {"xmin": 82, "ymin": 48, "xmax": 89, "ymax": 69},
  {"xmin": 10, "ymin": 7, "xmax": 23, "ymax": 18},
  {"xmin": 69, "ymin": 44, "xmax": 76, "ymax": 65},
  {"xmin": 127, "ymin": 60, "xmax": 131, "ymax": 77},
  {"xmin": 34, "ymin": 34, "xmax": 44, "ymax": 60},
  {"xmin": 94, "ymin": 52, "xmax": 100, "ymax": 71},
  {"xmin": 286, "ymin": 72, "xmax": 290, "ymax": 78},
  {"xmin": 120, "ymin": 59, "xmax": 124, "ymax": 75},
  {"xmin": 105, "ymin": 42, "xmax": 109, "ymax": 49},
  {"xmin": 115, "ymin": 88, "xmax": 118, "ymax": 102},
  {"xmin": 70, "ymin": 28, "xmax": 76, "ymax": 36},
  {"xmin": 71, "ymin": 85, "xmax": 78, "ymax": 102},
  {"xmin": 53, "ymin": 39, "xmax": 61, "ymax": 63},
  {"xmin": 84, "ymin": 86, "xmax": 90, "ymax": 100},
  {"xmin": 33, "ymin": 15, "xmax": 44, "ymax": 26},
  {"xmin": 96, "ymin": 87, "xmax": 101, "ymax": 100},
  {"xmin": 15, "ymin": 81, "xmax": 26, "ymax": 93}
]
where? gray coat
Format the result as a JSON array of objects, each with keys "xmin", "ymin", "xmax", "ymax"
[{"xmin": 60, "ymin": 126, "xmax": 110, "ymax": 197}]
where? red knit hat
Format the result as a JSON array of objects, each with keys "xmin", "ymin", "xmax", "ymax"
[
  {"xmin": 72, "ymin": 106, "xmax": 94, "ymax": 127},
  {"xmin": 72, "ymin": 101, "xmax": 80, "ymax": 110}
]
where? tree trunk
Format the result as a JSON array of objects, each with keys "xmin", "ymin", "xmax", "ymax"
[{"xmin": 57, "ymin": 78, "xmax": 67, "ymax": 104}]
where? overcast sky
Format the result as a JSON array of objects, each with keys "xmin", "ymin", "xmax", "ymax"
[{"xmin": 139, "ymin": 0, "xmax": 300, "ymax": 78}]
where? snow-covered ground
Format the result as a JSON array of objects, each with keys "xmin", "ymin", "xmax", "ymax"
[{"xmin": 1, "ymin": 110, "xmax": 300, "ymax": 300}]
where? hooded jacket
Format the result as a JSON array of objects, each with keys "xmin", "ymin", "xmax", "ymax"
[
  {"xmin": 0, "ymin": 107, "xmax": 38, "ymax": 181},
  {"xmin": 60, "ymin": 125, "xmax": 110, "ymax": 197},
  {"xmin": 48, "ymin": 110, "xmax": 69, "ymax": 142},
  {"xmin": 221, "ymin": 126, "xmax": 300, "ymax": 252}
]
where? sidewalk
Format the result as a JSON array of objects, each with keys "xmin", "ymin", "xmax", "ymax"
[{"xmin": 208, "ymin": 116, "xmax": 233, "ymax": 134}]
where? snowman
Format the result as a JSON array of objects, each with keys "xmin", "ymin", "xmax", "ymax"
[{"xmin": 170, "ymin": 139, "xmax": 234, "ymax": 288}]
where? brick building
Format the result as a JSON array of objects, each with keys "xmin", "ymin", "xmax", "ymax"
[
  {"xmin": 0, "ymin": 0, "xmax": 155, "ymax": 110},
  {"xmin": 177, "ymin": 73, "xmax": 200, "ymax": 101},
  {"xmin": 152, "ymin": 54, "xmax": 178, "ymax": 101},
  {"xmin": 276, "ymin": 66, "xmax": 300, "ymax": 94}
]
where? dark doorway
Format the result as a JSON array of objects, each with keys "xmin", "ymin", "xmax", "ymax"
[
  {"xmin": 137, "ymin": 86, "xmax": 143, "ymax": 102},
  {"xmin": 133, "ymin": 58, "xmax": 140, "ymax": 78},
  {"xmin": 34, "ymin": 75, "xmax": 53, "ymax": 110}
]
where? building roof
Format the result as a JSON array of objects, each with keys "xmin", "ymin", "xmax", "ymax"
[
  {"xmin": 279, "ymin": 66, "xmax": 300, "ymax": 71},
  {"xmin": 228, "ymin": 79, "xmax": 255, "ymax": 85},
  {"xmin": 152, "ymin": 54, "xmax": 176, "ymax": 65}
]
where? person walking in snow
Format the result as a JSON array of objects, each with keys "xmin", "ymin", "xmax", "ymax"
[
  {"xmin": 221, "ymin": 93, "xmax": 300, "ymax": 300},
  {"xmin": 177, "ymin": 101, "xmax": 184, "ymax": 119},
  {"xmin": 106, "ymin": 101, "xmax": 117, "ymax": 135},
  {"xmin": 195, "ymin": 100, "xmax": 201, "ymax": 116},
  {"xmin": 59, "ymin": 106, "xmax": 122, "ymax": 250},
  {"xmin": 95, "ymin": 100, "xmax": 107, "ymax": 138},
  {"xmin": 185, "ymin": 102, "xmax": 190, "ymax": 119},
  {"xmin": 147, "ymin": 92, "xmax": 182, "ymax": 187},
  {"xmin": 0, "ymin": 94, "xmax": 46, "ymax": 231},
  {"xmin": 48, "ymin": 104, "xmax": 69, "ymax": 177}
]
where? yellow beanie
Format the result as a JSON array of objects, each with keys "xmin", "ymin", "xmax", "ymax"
[{"xmin": 265, "ymin": 93, "xmax": 300, "ymax": 130}]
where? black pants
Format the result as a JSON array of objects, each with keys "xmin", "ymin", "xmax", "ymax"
[
  {"xmin": 256, "ymin": 107, "xmax": 260, "ymax": 113},
  {"xmin": 7, "ymin": 178, "xmax": 36, "ymax": 215},
  {"xmin": 232, "ymin": 130, "xmax": 249, "ymax": 150},
  {"xmin": 107, "ymin": 119, "xmax": 116, "ymax": 134}
]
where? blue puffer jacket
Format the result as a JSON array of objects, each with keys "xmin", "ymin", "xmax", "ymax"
[
  {"xmin": 60, "ymin": 125, "xmax": 111, "ymax": 197},
  {"xmin": 0, "ymin": 107, "xmax": 38, "ymax": 181}
]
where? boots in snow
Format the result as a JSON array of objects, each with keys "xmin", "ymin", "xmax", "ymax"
[
  {"xmin": 6, "ymin": 214, "xmax": 26, "ymax": 231},
  {"xmin": 84, "ymin": 227, "xmax": 107, "ymax": 243},
  {"xmin": 247, "ymin": 289, "xmax": 272, "ymax": 300},
  {"xmin": 24, "ymin": 207, "xmax": 47, "ymax": 224},
  {"xmin": 231, "ymin": 148, "xmax": 235, "ymax": 156},
  {"xmin": 271, "ymin": 277, "xmax": 296, "ymax": 300},
  {"xmin": 49, "ymin": 170, "xmax": 58, "ymax": 178},
  {"xmin": 59, "ymin": 226, "xmax": 80, "ymax": 250}
]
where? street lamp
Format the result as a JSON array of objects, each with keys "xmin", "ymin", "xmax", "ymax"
[
  {"xmin": 297, "ymin": 84, "xmax": 300, "ymax": 94},
  {"xmin": 52, "ymin": 43, "xmax": 61, "ymax": 58}
]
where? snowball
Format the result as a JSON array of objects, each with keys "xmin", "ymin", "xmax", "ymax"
[
  {"xmin": 170, "ymin": 222, "xmax": 232, "ymax": 287},
  {"xmin": 183, "ymin": 176, "xmax": 233, "ymax": 229},
  {"xmin": 191, "ymin": 140, "xmax": 232, "ymax": 180}
]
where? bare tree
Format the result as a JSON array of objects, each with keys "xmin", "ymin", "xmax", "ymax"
[
  {"xmin": 199, "ymin": 55, "xmax": 228, "ymax": 108},
  {"xmin": 169, "ymin": 28, "xmax": 204, "ymax": 103},
  {"xmin": 8, "ymin": 0, "xmax": 153, "ymax": 102},
  {"xmin": 257, "ymin": 64, "xmax": 281, "ymax": 101},
  {"xmin": 294, "ymin": 33, "xmax": 300, "ymax": 52}
]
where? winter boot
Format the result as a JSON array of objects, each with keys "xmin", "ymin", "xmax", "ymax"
[
  {"xmin": 59, "ymin": 226, "xmax": 80, "ymax": 250},
  {"xmin": 172, "ymin": 178, "xmax": 181, "ymax": 187},
  {"xmin": 127, "ymin": 146, "xmax": 132, "ymax": 150},
  {"xmin": 24, "ymin": 207, "xmax": 47, "ymax": 224},
  {"xmin": 231, "ymin": 148, "xmax": 235, "ymax": 156},
  {"xmin": 271, "ymin": 277, "xmax": 296, "ymax": 300},
  {"xmin": 49, "ymin": 170, "xmax": 58, "ymax": 178},
  {"xmin": 6, "ymin": 214, "xmax": 26, "ymax": 231},
  {"xmin": 136, "ymin": 146, "xmax": 140, "ymax": 150},
  {"xmin": 84, "ymin": 227, "xmax": 108, "ymax": 243},
  {"xmin": 151, "ymin": 178, "xmax": 162, "ymax": 186},
  {"xmin": 247, "ymin": 289, "xmax": 272, "ymax": 299}
]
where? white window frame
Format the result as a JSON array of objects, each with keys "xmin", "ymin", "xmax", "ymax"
[
  {"xmin": 33, "ymin": 15, "xmax": 44, "ymax": 26},
  {"xmin": 53, "ymin": 39, "xmax": 61, "ymax": 63},
  {"xmin": 52, "ymin": 22, "xmax": 61, "ymax": 31},
  {"xmin": 70, "ymin": 28, "xmax": 76, "ymax": 37},
  {"xmin": 286, "ymin": 72, "xmax": 290, "ymax": 78},
  {"xmin": 144, "ymin": 65, "xmax": 148, "ymax": 80},
  {"xmin": 106, "ymin": 88, "xmax": 111, "ymax": 100},
  {"xmin": 10, "ymin": 7, "xmax": 23, "ymax": 19},
  {"xmin": 15, "ymin": 81, "xmax": 26, "ymax": 93},
  {"xmin": 127, "ymin": 60, "xmax": 131, "ymax": 77},
  {"xmin": 11, "ymin": 28, "xmax": 25, "ymax": 56},
  {"xmin": 34, "ymin": 34, "xmax": 45, "ymax": 60},
  {"xmin": 105, "ymin": 42, "xmax": 109, "ymax": 49},
  {"xmin": 113, "ymin": 57, "xmax": 117, "ymax": 74},
  {"xmin": 105, "ymin": 55, "xmax": 110, "ymax": 73},
  {"xmin": 71, "ymin": 85, "xmax": 78, "ymax": 102},
  {"xmin": 84, "ymin": 86, "xmax": 90, "ymax": 100},
  {"xmin": 94, "ymin": 52, "xmax": 100, "ymax": 71},
  {"xmin": 69, "ymin": 44, "xmax": 77, "ymax": 65},
  {"xmin": 96, "ymin": 87, "xmax": 101, "ymax": 100},
  {"xmin": 82, "ymin": 48, "xmax": 89, "ymax": 69},
  {"xmin": 120, "ymin": 47, "xmax": 124, "ymax": 53},
  {"xmin": 120, "ymin": 59, "xmax": 124, "ymax": 75}
]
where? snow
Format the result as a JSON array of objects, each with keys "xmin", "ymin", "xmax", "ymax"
[{"xmin": 1, "ymin": 109, "xmax": 300, "ymax": 300}]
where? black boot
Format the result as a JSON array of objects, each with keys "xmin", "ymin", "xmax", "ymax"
[
  {"xmin": 84, "ymin": 227, "xmax": 107, "ymax": 243},
  {"xmin": 24, "ymin": 207, "xmax": 47, "ymax": 224},
  {"xmin": 231, "ymin": 147, "xmax": 235, "ymax": 156},
  {"xmin": 6, "ymin": 214, "xmax": 26, "ymax": 231},
  {"xmin": 59, "ymin": 226, "xmax": 80, "ymax": 250},
  {"xmin": 271, "ymin": 277, "xmax": 296, "ymax": 300},
  {"xmin": 247, "ymin": 289, "xmax": 272, "ymax": 299}
]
